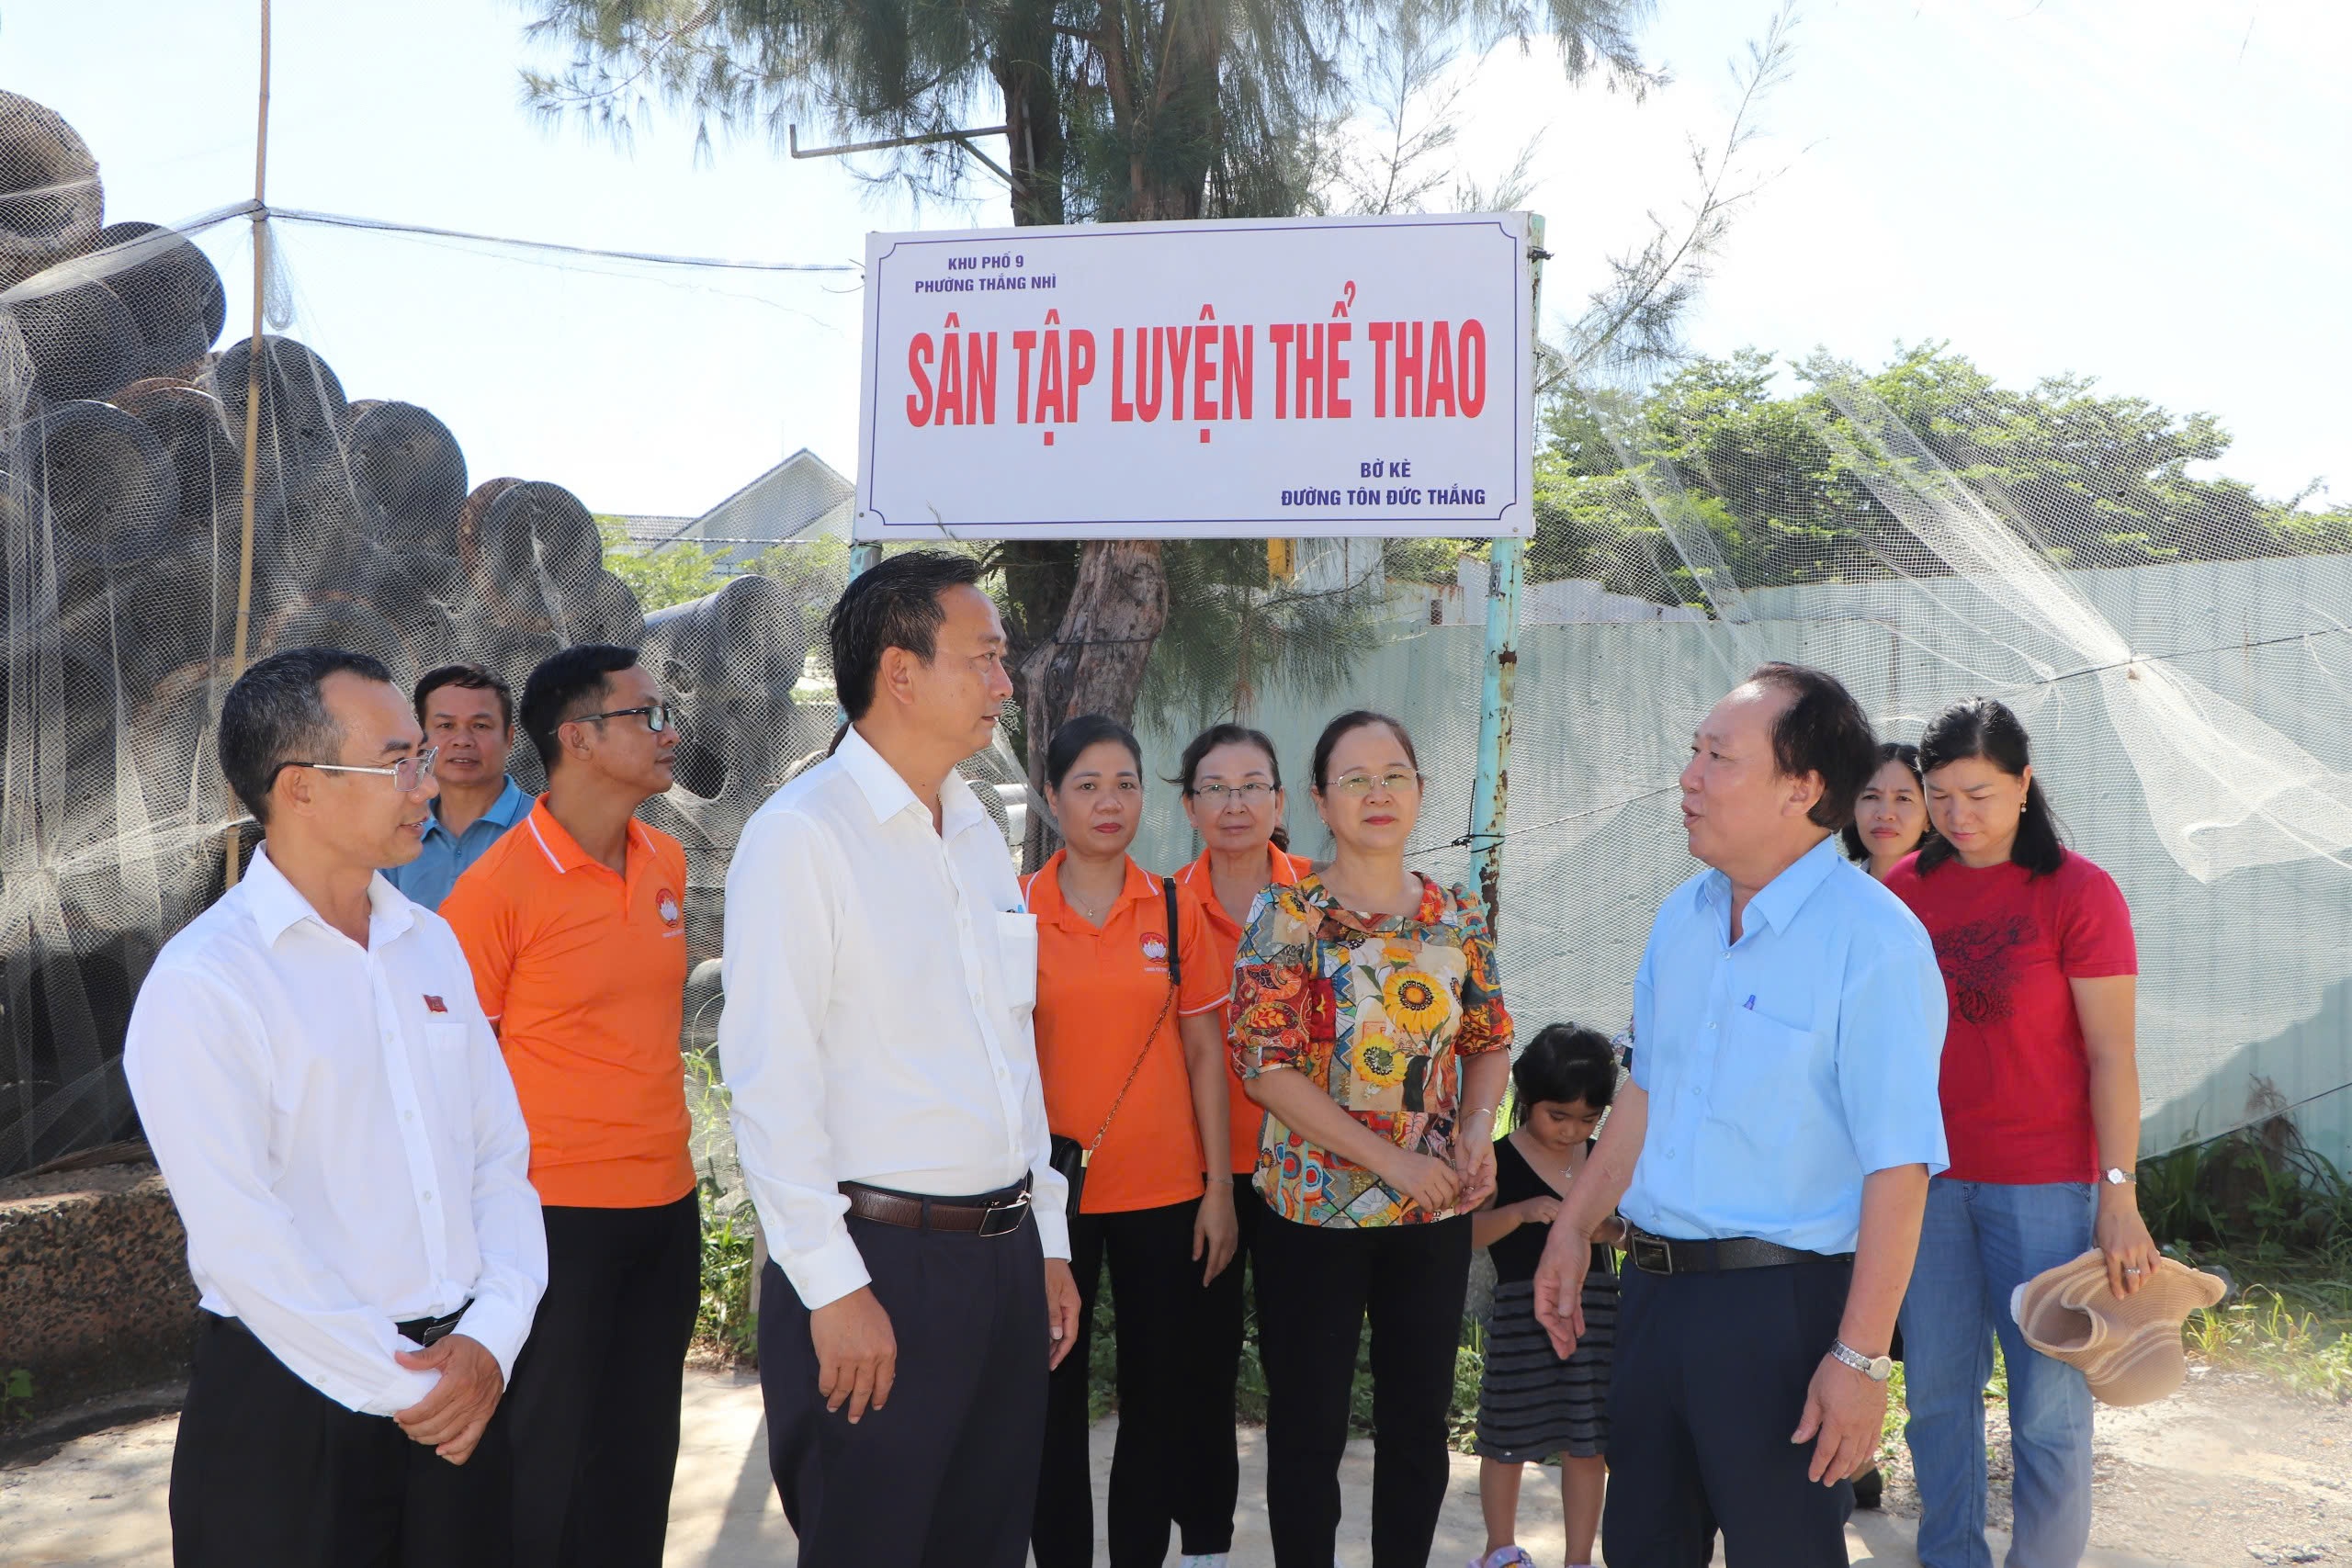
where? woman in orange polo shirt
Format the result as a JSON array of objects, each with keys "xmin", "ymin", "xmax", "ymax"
[
  {"xmin": 1026, "ymin": 715, "xmax": 1238, "ymax": 1568},
  {"xmin": 1170, "ymin": 722, "xmax": 1314, "ymax": 1567}
]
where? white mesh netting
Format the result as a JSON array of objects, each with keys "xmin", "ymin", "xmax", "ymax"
[{"xmin": 4, "ymin": 80, "xmax": 2347, "ymax": 1179}]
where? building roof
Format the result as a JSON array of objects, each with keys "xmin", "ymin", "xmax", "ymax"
[{"xmin": 652, "ymin": 449, "xmax": 854, "ymax": 568}]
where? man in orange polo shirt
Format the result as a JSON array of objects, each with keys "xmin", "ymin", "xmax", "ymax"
[{"xmin": 441, "ymin": 644, "xmax": 694, "ymax": 1568}]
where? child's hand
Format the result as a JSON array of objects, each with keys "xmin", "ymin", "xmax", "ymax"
[{"xmin": 1517, "ymin": 1195, "xmax": 1562, "ymax": 1226}]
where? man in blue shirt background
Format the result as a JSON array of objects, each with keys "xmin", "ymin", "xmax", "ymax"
[
  {"xmin": 384, "ymin": 664, "xmax": 530, "ymax": 910},
  {"xmin": 1536, "ymin": 662, "xmax": 1949, "ymax": 1567}
]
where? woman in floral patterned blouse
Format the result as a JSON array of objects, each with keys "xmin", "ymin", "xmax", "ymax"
[{"xmin": 1229, "ymin": 709, "xmax": 1514, "ymax": 1568}]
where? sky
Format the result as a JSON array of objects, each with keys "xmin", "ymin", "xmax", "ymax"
[{"xmin": 5, "ymin": 0, "xmax": 2345, "ymax": 519}]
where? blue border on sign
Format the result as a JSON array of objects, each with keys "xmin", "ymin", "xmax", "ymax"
[{"xmin": 859, "ymin": 215, "xmax": 1528, "ymax": 535}]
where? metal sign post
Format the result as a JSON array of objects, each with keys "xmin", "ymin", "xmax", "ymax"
[{"xmin": 1466, "ymin": 213, "xmax": 1544, "ymax": 932}]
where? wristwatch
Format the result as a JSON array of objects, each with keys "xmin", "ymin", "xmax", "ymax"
[
  {"xmin": 2102, "ymin": 1167, "xmax": 2136, "ymax": 1186},
  {"xmin": 1829, "ymin": 1338, "xmax": 1894, "ymax": 1382}
]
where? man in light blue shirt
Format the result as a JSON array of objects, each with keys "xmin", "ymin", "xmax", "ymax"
[
  {"xmin": 1536, "ymin": 663, "xmax": 1947, "ymax": 1568},
  {"xmin": 384, "ymin": 664, "xmax": 531, "ymax": 910}
]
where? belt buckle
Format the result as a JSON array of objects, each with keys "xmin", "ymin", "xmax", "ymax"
[
  {"xmin": 1629, "ymin": 1234, "xmax": 1674, "ymax": 1276},
  {"xmin": 978, "ymin": 1190, "xmax": 1031, "ymax": 1237}
]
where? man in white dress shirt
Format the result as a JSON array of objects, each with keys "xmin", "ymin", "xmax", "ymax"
[
  {"xmin": 718, "ymin": 550, "xmax": 1081, "ymax": 1568},
  {"xmin": 126, "ymin": 647, "xmax": 547, "ymax": 1568}
]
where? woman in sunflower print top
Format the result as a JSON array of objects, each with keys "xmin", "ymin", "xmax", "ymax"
[{"xmin": 1229, "ymin": 709, "xmax": 1513, "ymax": 1568}]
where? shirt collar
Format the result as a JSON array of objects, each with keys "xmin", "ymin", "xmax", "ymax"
[
  {"xmin": 835, "ymin": 724, "xmax": 991, "ymax": 837},
  {"xmin": 520, "ymin": 796, "xmax": 656, "ymax": 876},
  {"xmin": 1025, "ymin": 850, "xmax": 1158, "ymax": 931},
  {"xmin": 244, "ymin": 841, "xmax": 417, "ymax": 948},
  {"xmin": 1702, "ymin": 833, "xmax": 1845, "ymax": 936},
  {"xmin": 424, "ymin": 774, "xmax": 531, "ymax": 842},
  {"xmin": 1295, "ymin": 869, "xmax": 1442, "ymax": 935},
  {"xmin": 1181, "ymin": 844, "xmax": 1305, "ymax": 889}
]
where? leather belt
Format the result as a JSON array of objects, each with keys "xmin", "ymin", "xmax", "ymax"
[
  {"xmin": 206, "ymin": 1302, "xmax": 471, "ymax": 1348},
  {"xmin": 841, "ymin": 1178, "xmax": 1033, "ymax": 1237},
  {"xmin": 1625, "ymin": 1226, "xmax": 1853, "ymax": 1276},
  {"xmin": 395, "ymin": 1304, "xmax": 471, "ymax": 1347}
]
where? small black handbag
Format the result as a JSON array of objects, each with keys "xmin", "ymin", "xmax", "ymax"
[{"xmin": 1046, "ymin": 880, "xmax": 1182, "ymax": 1221}]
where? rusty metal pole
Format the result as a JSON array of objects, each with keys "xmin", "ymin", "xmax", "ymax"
[{"xmin": 1467, "ymin": 212, "xmax": 1542, "ymax": 931}]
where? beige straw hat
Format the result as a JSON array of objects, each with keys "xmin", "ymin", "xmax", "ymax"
[{"xmin": 2009, "ymin": 1249, "xmax": 2228, "ymax": 1407}]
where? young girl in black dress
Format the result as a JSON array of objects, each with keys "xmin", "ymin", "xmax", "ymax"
[{"xmin": 1467, "ymin": 1024, "xmax": 1627, "ymax": 1568}]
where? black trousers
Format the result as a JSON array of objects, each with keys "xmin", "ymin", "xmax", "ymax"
[
  {"xmin": 1177, "ymin": 1172, "xmax": 1270, "ymax": 1557},
  {"xmin": 1603, "ymin": 1258, "xmax": 1858, "ymax": 1567},
  {"xmin": 759, "ymin": 1206, "xmax": 1048, "ymax": 1568},
  {"xmin": 169, "ymin": 1311, "xmax": 512, "ymax": 1568},
  {"xmin": 503, "ymin": 1194, "xmax": 701, "ymax": 1568},
  {"xmin": 1034, "ymin": 1196, "xmax": 1223, "ymax": 1568},
  {"xmin": 1252, "ymin": 1211, "xmax": 1473, "ymax": 1568}
]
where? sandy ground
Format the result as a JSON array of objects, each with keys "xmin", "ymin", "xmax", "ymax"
[{"xmin": 6, "ymin": 1362, "xmax": 2332, "ymax": 1566}]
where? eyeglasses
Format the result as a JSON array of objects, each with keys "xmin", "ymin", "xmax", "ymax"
[
  {"xmin": 1192, "ymin": 782, "xmax": 1277, "ymax": 804},
  {"xmin": 267, "ymin": 745, "xmax": 440, "ymax": 793},
  {"xmin": 1326, "ymin": 770, "xmax": 1421, "ymax": 798},
  {"xmin": 569, "ymin": 703, "xmax": 674, "ymax": 733}
]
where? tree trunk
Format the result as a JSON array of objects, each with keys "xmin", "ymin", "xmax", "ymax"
[
  {"xmin": 1001, "ymin": 3, "xmax": 1226, "ymax": 863},
  {"xmin": 991, "ymin": 0, "xmax": 1067, "ymax": 228},
  {"xmin": 1015, "ymin": 538, "xmax": 1168, "ymax": 862}
]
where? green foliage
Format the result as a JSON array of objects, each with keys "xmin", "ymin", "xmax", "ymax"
[
  {"xmin": 1534, "ymin": 344, "xmax": 2352, "ymax": 604},
  {"xmin": 695, "ymin": 1181, "xmax": 763, "ymax": 1364},
  {"xmin": 595, "ymin": 514, "xmax": 728, "ymax": 614},
  {"xmin": 1134, "ymin": 539, "xmax": 1385, "ymax": 734},
  {"xmin": 2, "ymin": 1367, "xmax": 32, "ymax": 1424},
  {"xmin": 2141, "ymin": 1111, "xmax": 2352, "ymax": 1400},
  {"xmin": 746, "ymin": 533, "xmax": 854, "ymax": 632}
]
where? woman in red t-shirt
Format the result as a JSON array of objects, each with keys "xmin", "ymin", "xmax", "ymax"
[{"xmin": 1884, "ymin": 698, "xmax": 2159, "ymax": 1568}]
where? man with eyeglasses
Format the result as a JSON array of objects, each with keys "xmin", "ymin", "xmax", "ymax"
[
  {"xmin": 437, "ymin": 644, "xmax": 696, "ymax": 1568},
  {"xmin": 125, "ymin": 647, "xmax": 547, "ymax": 1568}
]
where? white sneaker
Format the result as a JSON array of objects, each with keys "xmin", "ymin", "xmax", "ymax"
[{"xmin": 1471, "ymin": 1550, "xmax": 1538, "ymax": 1568}]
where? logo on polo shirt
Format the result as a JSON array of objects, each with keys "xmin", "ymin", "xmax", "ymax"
[
  {"xmin": 1140, "ymin": 931, "xmax": 1169, "ymax": 971},
  {"xmin": 656, "ymin": 890, "xmax": 682, "ymax": 930}
]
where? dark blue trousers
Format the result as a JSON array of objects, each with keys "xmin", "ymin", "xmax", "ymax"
[
  {"xmin": 758, "ymin": 1210, "xmax": 1048, "ymax": 1568},
  {"xmin": 1602, "ymin": 1258, "xmax": 1858, "ymax": 1567}
]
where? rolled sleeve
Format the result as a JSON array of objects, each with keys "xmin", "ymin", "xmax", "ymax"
[
  {"xmin": 718, "ymin": 809, "xmax": 871, "ymax": 1311},
  {"xmin": 1836, "ymin": 933, "xmax": 1951, "ymax": 1178}
]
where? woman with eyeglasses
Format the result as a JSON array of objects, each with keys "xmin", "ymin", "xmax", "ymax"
[
  {"xmin": 1229, "ymin": 709, "xmax": 1514, "ymax": 1568},
  {"xmin": 1167, "ymin": 723, "xmax": 1314, "ymax": 1568},
  {"xmin": 1026, "ymin": 716, "xmax": 1238, "ymax": 1568}
]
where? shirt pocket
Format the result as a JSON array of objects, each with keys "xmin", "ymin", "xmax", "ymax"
[
  {"xmin": 1710, "ymin": 1007, "xmax": 1827, "ymax": 1147},
  {"xmin": 994, "ymin": 911, "xmax": 1039, "ymax": 1021}
]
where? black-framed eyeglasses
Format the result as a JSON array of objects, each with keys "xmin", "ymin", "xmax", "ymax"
[
  {"xmin": 266, "ymin": 744, "xmax": 440, "ymax": 794},
  {"xmin": 569, "ymin": 703, "xmax": 674, "ymax": 733}
]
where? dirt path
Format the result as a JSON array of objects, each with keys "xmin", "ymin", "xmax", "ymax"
[
  {"xmin": 6, "ymin": 1362, "xmax": 2342, "ymax": 1565},
  {"xmin": 1871, "ymin": 1363, "xmax": 2352, "ymax": 1566}
]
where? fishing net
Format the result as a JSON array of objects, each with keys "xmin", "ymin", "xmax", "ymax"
[
  {"xmin": 1125, "ymin": 367, "xmax": 2352, "ymax": 1163},
  {"xmin": 4, "ymin": 72, "xmax": 2347, "ymax": 1183},
  {"xmin": 0, "ymin": 87, "xmax": 854, "ymax": 1175}
]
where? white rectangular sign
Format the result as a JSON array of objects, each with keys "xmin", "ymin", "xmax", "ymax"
[{"xmin": 854, "ymin": 212, "xmax": 1535, "ymax": 541}]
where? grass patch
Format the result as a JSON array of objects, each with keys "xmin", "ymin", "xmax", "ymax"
[
  {"xmin": 2143, "ymin": 1100, "xmax": 2352, "ymax": 1401},
  {"xmin": 695, "ymin": 1179, "xmax": 762, "ymax": 1364}
]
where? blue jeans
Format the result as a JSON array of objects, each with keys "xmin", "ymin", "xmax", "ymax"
[{"xmin": 1899, "ymin": 1179, "xmax": 2097, "ymax": 1568}]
